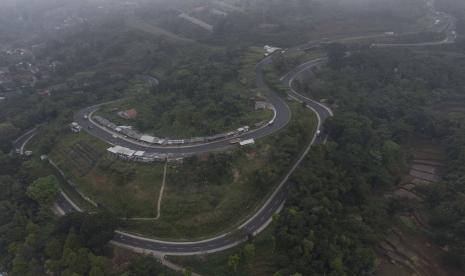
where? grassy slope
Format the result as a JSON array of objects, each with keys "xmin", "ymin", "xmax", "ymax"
[
  {"xmin": 120, "ymin": 101, "xmax": 316, "ymax": 239},
  {"xmin": 33, "ymin": 100, "xmax": 314, "ymax": 233},
  {"xmin": 49, "ymin": 132, "xmax": 165, "ymax": 217}
]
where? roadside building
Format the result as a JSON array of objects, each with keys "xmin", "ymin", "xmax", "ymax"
[
  {"xmin": 211, "ymin": 8, "xmax": 227, "ymax": 16},
  {"xmin": 237, "ymin": 126, "xmax": 250, "ymax": 133},
  {"xmin": 239, "ymin": 138, "xmax": 255, "ymax": 146},
  {"xmin": 133, "ymin": 151, "xmax": 145, "ymax": 161},
  {"xmin": 255, "ymin": 100, "xmax": 273, "ymax": 110},
  {"xmin": 107, "ymin": 146, "xmax": 135, "ymax": 160},
  {"xmin": 118, "ymin": 108, "xmax": 138, "ymax": 119},
  {"xmin": 70, "ymin": 122, "xmax": 82, "ymax": 133},
  {"xmin": 229, "ymin": 138, "xmax": 241, "ymax": 144},
  {"xmin": 167, "ymin": 157, "xmax": 184, "ymax": 164},
  {"xmin": 140, "ymin": 135, "xmax": 156, "ymax": 143},
  {"xmin": 38, "ymin": 89, "xmax": 52, "ymax": 97},
  {"xmin": 264, "ymin": 45, "xmax": 281, "ymax": 56},
  {"xmin": 107, "ymin": 146, "xmax": 172, "ymax": 163}
]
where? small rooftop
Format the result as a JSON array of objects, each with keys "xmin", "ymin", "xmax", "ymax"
[{"xmin": 239, "ymin": 139, "xmax": 255, "ymax": 146}]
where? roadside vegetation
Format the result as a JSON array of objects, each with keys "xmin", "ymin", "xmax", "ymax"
[
  {"xmin": 48, "ymin": 132, "xmax": 166, "ymax": 218},
  {"xmin": 1, "ymin": 0, "xmax": 465, "ymax": 275},
  {"xmin": 266, "ymin": 43, "xmax": 465, "ymax": 275},
  {"xmin": 95, "ymin": 47, "xmax": 272, "ymax": 138},
  {"xmin": 120, "ymin": 101, "xmax": 316, "ymax": 239},
  {"xmin": 168, "ymin": 33, "xmax": 465, "ymax": 276},
  {"xmin": 168, "ymin": 226, "xmax": 279, "ymax": 276},
  {"xmin": 0, "ymin": 142, "xmax": 177, "ymax": 275},
  {"xmin": 21, "ymin": 99, "xmax": 314, "ymax": 239}
]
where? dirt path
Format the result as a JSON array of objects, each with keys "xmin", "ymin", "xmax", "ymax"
[{"xmin": 155, "ymin": 160, "xmax": 168, "ymax": 220}]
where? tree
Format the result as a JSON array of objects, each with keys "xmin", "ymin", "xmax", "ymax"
[
  {"xmin": 89, "ymin": 266, "xmax": 105, "ymax": 276},
  {"xmin": 55, "ymin": 212, "xmax": 117, "ymax": 253},
  {"xmin": 0, "ymin": 152, "xmax": 20, "ymax": 175},
  {"xmin": 242, "ymin": 243, "xmax": 256, "ymax": 265},
  {"xmin": 126, "ymin": 256, "xmax": 176, "ymax": 276},
  {"xmin": 89, "ymin": 254, "xmax": 110, "ymax": 274},
  {"xmin": 326, "ymin": 43, "xmax": 347, "ymax": 69},
  {"xmin": 73, "ymin": 248, "xmax": 92, "ymax": 275},
  {"xmin": 45, "ymin": 239, "xmax": 63, "ymax": 260},
  {"xmin": 11, "ymin": 252, "xmax": 29, "ymax": 276},
  {"xmin": 0, "ymin": 122, "xmax": 19, "ymax": 153},
  {"xmin": 0, "ymin": 175, "xmax": 23, "ymax": 202},
  {"xmin": 78, "ymin": 212, "xmax": 118, "ymax": 252},
  {"xmin": 227, "ymin": 254, "xmax": 240, "ymax": 272},
  {"xmin": 183, "ymin": 267, "xmax": 193, "ymax": 276},
  {"xmin": 26, "ymin": 175, "xmax": 59, "ymax": 206}
]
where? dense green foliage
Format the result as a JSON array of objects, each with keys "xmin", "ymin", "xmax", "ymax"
[
  {"xmin": 1, "ymin": 0, "xmax": 464, "ymax": 275},
  {"xmin": 273, "ymin": 46, "xmax": 465, "ymax": 275},
  {"xmin": 98, "ymin": 47, "xmax": 269, "ymax": 137},
  {"xmin": 126, "ymin": 256, "xmax": 180, "ymax": 276},
  {"xmin": 120, "ymin": 102, "xmax": 316, "ymax": 239},
  {"xmin": 422, "ymin": 126, "xmax": 465, "ymax": 270},
  {"xmin": 26, "ymin": 175, "xmax": 59, "ymax": 206},
  {"xmin": 0, "ymin": 150, "xmax": 176, "ymax": 275}
]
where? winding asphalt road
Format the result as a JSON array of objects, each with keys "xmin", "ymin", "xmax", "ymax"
[
  {"xmin": 107, "ymin": 59, "xmax": 333, "ymax": 255},
  {"xmin": 11, "ymin": 128, "xmax": 37, "ymax": 155},
  {"xmin": 12, "ymin": 48, "xmax": 332, "ymax": 255},
  {"xmin": 58, "ymin": 55, "xmax": 332, "ymax": 255},
  {"xmin": 13, "ymin": 0, "xmax": 457, "ymax": 256},
  {"xmin": 372, "ymin": 0, "xmax": 457, "ymax": 48}
]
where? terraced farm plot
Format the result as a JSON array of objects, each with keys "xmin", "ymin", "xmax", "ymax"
[
  {"xmin": 377, "ymin": 139, "xmax": 458, "ymax": 276},
  {"xmin": 50, "ymin": 133, "xmax": 165, "ymax": 218},
  {"xmin": 55, "ymin": 141, "xmax": 102, "ymax": 176}
]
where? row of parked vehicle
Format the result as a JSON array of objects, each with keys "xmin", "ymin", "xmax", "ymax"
[{"xmin": 92, "ymin": 115, "xmax": 252, "ymax": 146}]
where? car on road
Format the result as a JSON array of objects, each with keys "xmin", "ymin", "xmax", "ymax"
[
  {"xmin": 316, "ymin": 130, "xmax": 321, "ymax": 136},
  {"xmin": 229, "ymin": 138, "xmax": 241, "ymax": 144}
]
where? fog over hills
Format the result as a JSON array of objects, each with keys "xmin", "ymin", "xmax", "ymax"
[{"xmin": 0, "ymin": 0, "xmax": 465, "ymax": 275}]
